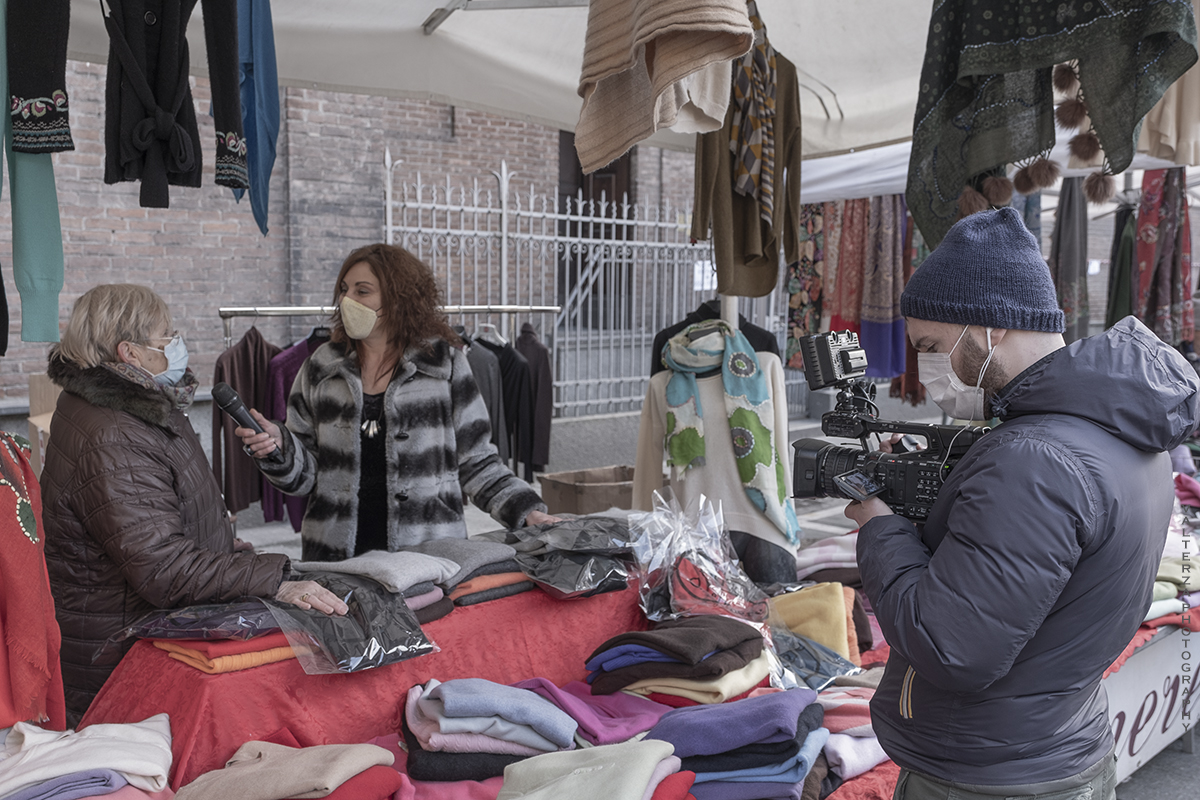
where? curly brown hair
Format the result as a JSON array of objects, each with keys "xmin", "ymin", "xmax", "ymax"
[{"xmin": 330, "ymin": 244, "xmax": 457, "ymax": 358}]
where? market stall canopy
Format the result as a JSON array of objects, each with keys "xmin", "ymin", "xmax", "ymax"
[{"xmin": 67, "ymin": 0, "xmax": 928, "ymax": 160}]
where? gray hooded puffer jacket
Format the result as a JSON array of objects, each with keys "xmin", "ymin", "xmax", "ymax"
[{"xmin": 858, "ymin": 317, "xmax": 1200, "ymax": 785}]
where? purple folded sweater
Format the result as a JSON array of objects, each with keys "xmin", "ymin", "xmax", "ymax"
[
  {"xmin": 514, "ymin": 678, "xmax": 672, "ymax": 745},
  {"xmin": 645, "ymin": 687, "xmax": 817, "ymax": 757}
]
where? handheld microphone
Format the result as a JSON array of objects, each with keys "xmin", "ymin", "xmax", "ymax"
[{"xmin": 213, "ymin": 382, "xmax": 284, "ymax": 463}]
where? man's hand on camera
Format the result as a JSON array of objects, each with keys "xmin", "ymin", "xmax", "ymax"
[
  {"xmin": 844, "ymin": 496, "xmax": 894, "ymax": 527},
  {"xmin": 877, "ymin": 433, "xmax": 905, "ymax": 453}
]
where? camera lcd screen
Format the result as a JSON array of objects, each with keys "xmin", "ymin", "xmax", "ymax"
[{"xmin": 834, "ymin": 470, "xmax": 885, "ymax": 501}]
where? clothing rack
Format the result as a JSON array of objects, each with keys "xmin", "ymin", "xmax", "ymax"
[{"xmin": 219, "ymin": 304, "xmax": 562, "ymax": 348}]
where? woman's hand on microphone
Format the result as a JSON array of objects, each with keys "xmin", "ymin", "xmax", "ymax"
[{"xmin": 235, "ymin": 409, "xmax": 283, "ymax": 459}]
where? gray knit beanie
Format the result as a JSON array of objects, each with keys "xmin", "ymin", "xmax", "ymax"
[{"xmin": 901, "ymin": 207, "xmax": 1065, "ymax": 333}]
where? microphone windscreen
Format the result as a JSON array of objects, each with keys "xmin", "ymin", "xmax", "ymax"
[{"xmin": 212, "ymin": 382, "xmax": 239, "ymax": 409}]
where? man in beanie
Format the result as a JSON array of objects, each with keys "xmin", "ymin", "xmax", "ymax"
[{"xmin": 845, "ymin": 207, "xmax": 1200, "ymax": 799}]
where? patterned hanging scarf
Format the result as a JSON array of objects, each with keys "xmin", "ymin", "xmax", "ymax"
[
  {"xmin": 662, "ymin": 322, "xmax": 800, "ymax": 543},
  {"xmin": 729, "ymin": 1, "xmax": 776, "ymax": 225},
  {"xmin": 102, "ymin": 362, "xmax": 198, "ymax": 411}
]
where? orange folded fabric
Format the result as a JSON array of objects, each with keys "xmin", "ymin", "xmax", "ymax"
[
  {"xmin": 161, "ymin": 632, "xmax": 292, "ymax": 658},
  {"xmin": 843, "ymin": 586, "xmax": 861, "ymax": 667},
  {"xmin": 154, "ymin": 639, "xmax": 296, "ymax": 674},
  {"xmin": 448, "ymin": 572, "xmax": 529, "ymax": 601}
]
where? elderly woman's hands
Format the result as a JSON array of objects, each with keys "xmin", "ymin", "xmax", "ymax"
[
  {"xmin": 235, "ymin": 409, "xmax": 284, "ymax": 460},
  {"xmin": 524, "ymin": 509, "xmax": 563, "ymax": 526},
  {"xmin": 275, "ymin": 580, "xmax": 349, "ymax": 616}
]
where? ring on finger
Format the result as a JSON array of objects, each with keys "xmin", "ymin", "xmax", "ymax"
[{"xmin": 301, "ymin": 593, "xmax": 310, "ymax": 602}]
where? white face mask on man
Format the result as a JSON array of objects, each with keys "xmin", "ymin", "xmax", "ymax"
[{"xmin": 917, "ymin": 325, "xmax": 996, "ymax": 421}]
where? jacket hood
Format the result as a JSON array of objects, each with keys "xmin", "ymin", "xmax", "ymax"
[
  {"xmin": 992, "ymin": 316, "xmax": 1200, "ymax": 452},
  {"xmin": 47, "ymin": 351, "xmax": 176, "ymax": 428}
]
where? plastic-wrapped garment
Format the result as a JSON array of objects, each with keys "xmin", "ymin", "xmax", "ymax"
[
  {"xmin": 97, "ymin": 601, "xmax": 280, "ymax": 662},
  {"xmin": 514, "ymin": 551, "xmax": 630, "ymax": 600},
  {"xmin": 264, "ymin": 572, "xmax": 436, "ymax": 674},
  {"xmin": 628, "ymin": 489, "xmax": 768, "ymax": 622},
  {"xmin": 769, "ymin": 626, "xmax": 860, "ymax": 691},
  {"xmin": 478, "ymin": 517, "xmax": 635, "ymax": 557}
]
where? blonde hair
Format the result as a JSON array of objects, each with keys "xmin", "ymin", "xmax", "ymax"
[{"xmin": 55, "ymin": 284, "xmax": 172, "ymax": 368}]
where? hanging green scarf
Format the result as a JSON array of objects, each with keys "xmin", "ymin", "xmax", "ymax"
[{"xmin": 662, "ymin": 321, "xmax": 800, "ymax": 543}]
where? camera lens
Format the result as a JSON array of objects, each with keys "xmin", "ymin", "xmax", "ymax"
[{"xmin": 792, "ymin": 438, "xmax": 865, "ymax": 498}]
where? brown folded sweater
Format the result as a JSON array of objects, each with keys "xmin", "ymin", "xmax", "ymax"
[
  {"xmin": 587, "ymin": 614, "xmax": 762, "ymax": 665},
  {"xmin": 589, "ymin": 634, "xmax": 764, "ymax": 695}
]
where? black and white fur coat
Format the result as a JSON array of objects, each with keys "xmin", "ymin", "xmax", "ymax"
[{"xmin": 259, "ymin": 339, "xmax": 544, "ymax": 561}]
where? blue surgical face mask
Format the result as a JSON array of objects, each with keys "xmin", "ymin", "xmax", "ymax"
[{"xmin": 144, "ymin": 334, "xmax": 190, "ymax": 386}]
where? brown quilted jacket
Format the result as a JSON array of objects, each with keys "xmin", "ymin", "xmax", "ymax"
[{"xmin": 41, "ymin": 354, "xmax": 288, "ymax": 722}]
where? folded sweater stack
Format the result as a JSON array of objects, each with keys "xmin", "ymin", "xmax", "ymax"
[
  {"xmin": 403, "ymin": 678, "xmax": 579, "ymax": 782},
  {"xmin": 496, "ymin": 739, "xmax": 688, "ymax": 800},
  {"xmin": 813, "ymin": 686, "xmax": 889, "ymax": 782},
  {"xmin": 646, "ymin": 689, "xmax": 830, "ymax": 800},
  {"xmin": 585, "ymin": 615, "xmax": 769, "ymax": 704},
  {"xmin": 514, "ymin": 678, "xmax": 672, "ymax": 746},
  {"xmin": 0, "ymin": 714, "xmax": 173, "ymax": 800}
]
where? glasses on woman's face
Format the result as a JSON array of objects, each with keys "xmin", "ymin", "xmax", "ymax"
[{"xmin": 140, "ymin": 331, "xmax": 181, "ymax": 352}]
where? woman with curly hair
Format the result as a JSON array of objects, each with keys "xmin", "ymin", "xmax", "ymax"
[{"xmin": 238, "ymin": 243, "xmax": 556, "ymax": 561}]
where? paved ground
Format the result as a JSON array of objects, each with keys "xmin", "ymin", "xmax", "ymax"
[
  {"xmin": 237, "ymin": 494, "xmax": 1196, "ymax": 796},
  {"xmin": 1115, "ymin": 734, "xmax": 1197, "ymax": 799}
]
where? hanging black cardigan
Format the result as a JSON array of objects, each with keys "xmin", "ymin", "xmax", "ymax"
[{"xmin": 102, "ymin": 0, "xmax": 249, "ymax": 208}]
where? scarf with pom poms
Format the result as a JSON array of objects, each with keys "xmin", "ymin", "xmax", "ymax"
[{"xmin": 907, "ymin": 0, "xmax": 1198, "ymax": 246}]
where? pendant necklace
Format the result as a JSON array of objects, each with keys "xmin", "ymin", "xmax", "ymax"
[{"xmin": 361, "ymin": 385, "xmax": 385, "ymax": 439}]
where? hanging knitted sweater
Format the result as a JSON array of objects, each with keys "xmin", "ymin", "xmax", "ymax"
[
  {"xmin": 101, "ymin": 0, "xmax": 249, "ymax": 208},
  {"xmin": 7, "ymin": 0, "xmax": 73, "ymax": 153}
]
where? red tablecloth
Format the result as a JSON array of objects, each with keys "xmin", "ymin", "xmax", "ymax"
[{"xmin": 80, "ymin": 588, "xmax": 649, "ymax": 789}]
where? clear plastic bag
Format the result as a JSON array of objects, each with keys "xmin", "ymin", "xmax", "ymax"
[
  {"xmin": 627, "ymin": 489, "xmax": 769, "ymax": 623},
  {"xmin": 265, "ymin": 572, "xmax": 437, "ymax": 674},
  {"xmin": 477, "ymin": 516, "xmax": 634, "ymax": 557},
  {"xmin": 514, "ymin": 551, "xmax": 630, "ymax": 600},
  {"xmin": 768, "ymin": 624, "xmax": 861, "ymax": 691},
  {"xmin": 95, "ymin": 600, "xmax": 279, "ymax": 663}
]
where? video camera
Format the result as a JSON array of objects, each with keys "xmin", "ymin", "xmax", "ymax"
[{"xmin": 792, "ymin": 331, "xmax": 988, "ymax": 521}]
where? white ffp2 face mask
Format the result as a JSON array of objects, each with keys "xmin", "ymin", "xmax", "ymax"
[
  {"xmin": 340, "ymin": 296, "xmax": 381, "ymax": 340},
  {"xmin": 917, "ymin": 325, "xmax": 996, "ymax": 421}
]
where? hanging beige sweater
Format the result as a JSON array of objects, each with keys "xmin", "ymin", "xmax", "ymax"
[
  {"xmin": 1138, "ymin": 0, "xmax": 1200, "ymax": 165},
  {"xmin": 574, "ymin": 0, "xmax": 753, "ymax": 174},
  {"xmin": 692, "ymin": 54, "xmax": 802, "ymax": 298},
  {"xmin": 634, "ymin": 351, "xmax": 797, "ymax": 555}
]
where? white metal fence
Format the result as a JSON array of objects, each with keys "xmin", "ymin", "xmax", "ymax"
[{"xmin": 384, "ymin": 152, "xmax": 808, "ymax": 418}]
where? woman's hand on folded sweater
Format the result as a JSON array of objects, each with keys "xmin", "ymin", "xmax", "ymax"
[{"xmin": 275, "ymin": 580, "xmax": 349, "ymax": 616}]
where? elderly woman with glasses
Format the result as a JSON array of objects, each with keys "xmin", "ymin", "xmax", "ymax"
[{"xmin": 40, "ymin": 284, "xmax": 346, "ymax": 726}]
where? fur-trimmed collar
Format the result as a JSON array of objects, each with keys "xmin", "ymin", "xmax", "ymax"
[{"xmin": 47, "ymin": 353, "xmax": 176, "ymax": 428}]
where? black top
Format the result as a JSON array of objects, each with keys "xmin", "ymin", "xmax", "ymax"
[
  {"xmin": 649, "ymin": 300, "xmax": 781, "ymax": 377},
  {"xmin": 355, "ymin": 391, "xmax": 389, "ymax": 556}
]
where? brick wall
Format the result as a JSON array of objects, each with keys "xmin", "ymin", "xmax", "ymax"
[
  {"xmin": 632, "ymin": 145, "xmax": 696, "ymax": 222},
  {"xmin": 0, "ymin": 59, "xmax": 291, "ymax": 400},
  {"xmin": 0, "ymin": 61, "xmax": 568, "ymax": 401}
]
